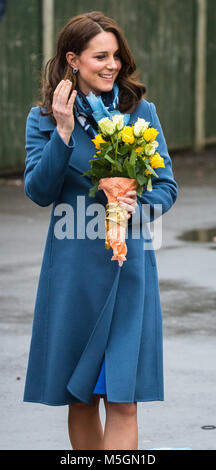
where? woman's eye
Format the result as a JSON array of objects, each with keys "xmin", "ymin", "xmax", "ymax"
[{"xmin": 96, "ymin": 55, "xmax": 120, "ymax": 60}]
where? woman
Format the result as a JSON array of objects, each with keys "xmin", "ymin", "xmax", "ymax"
[{"xmin": 23, "ymin": 11, "xmax": 178, "ymax": 450}]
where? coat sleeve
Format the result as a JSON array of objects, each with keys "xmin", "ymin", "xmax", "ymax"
[
  {"xmin": 24, "ymin": 107, "xmax": 76, "ymax": 207},
  {"xmin": 137, "ymin": 101, "xmax": 178, "ymax": 223}
]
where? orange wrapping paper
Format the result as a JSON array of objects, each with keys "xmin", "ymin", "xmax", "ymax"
[{"xmin": 98, "ymin": 177, "xmax": 138, "ymax": 267}]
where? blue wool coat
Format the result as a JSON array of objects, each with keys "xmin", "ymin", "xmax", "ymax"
[{"xmin": 23, "ymin": 98, "xmax": 178, "ymax": 406}]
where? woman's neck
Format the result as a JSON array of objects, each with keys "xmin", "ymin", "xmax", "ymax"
[{"xmin": 76, "ymin": 83, "xmax": 101, "ymax": 97}]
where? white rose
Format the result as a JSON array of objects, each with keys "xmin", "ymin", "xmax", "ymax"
[
  {"xmin": 134, "ymin": 118, "xmax": 150, "ymax": 137},
  {"xmin": 98, "ymin": 117, "xmax": 115, "ymax": 136},
  {"xmin": 144, "ymin": 141, "xmax": 159, "ymax": 156},
  {"xmin": 112, "ymin": 114, "xmax": 124, "ymax": 131}
]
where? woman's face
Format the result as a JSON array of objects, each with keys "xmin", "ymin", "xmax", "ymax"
[{"xmin": 68, "ymin": 31, "xmax": 122, "ymax": 96}]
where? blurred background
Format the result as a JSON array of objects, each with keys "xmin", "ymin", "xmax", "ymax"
[
  {"xmin": 0, "ymin": 0, "xmax": 216, "ymax": 450},
  {"xmin": 0, "ymin": 0, "xmax": 216, "ymax": 173}
]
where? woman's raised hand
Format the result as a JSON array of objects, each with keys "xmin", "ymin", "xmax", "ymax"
[{"xmin": 52, "ymin": 80, "xmax": 77, "ymax": 144}]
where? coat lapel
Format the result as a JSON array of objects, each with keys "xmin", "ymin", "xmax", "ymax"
[
  {"xmin": 38, "ymin": 112, "xmax": 56, "ymax": 131},
  {"xmin": 38, "ymin": 111, "xmax": 89, "ymax": 176}
]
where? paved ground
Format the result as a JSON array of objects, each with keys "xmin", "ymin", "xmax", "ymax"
[{"xmin": 0, "ymin": 148, "xmax": 216, "ymax": 450}]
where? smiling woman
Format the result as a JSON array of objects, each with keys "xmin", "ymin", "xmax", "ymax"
[
  {"xmin": 23, "ymin": 9, "xmax": 178, "ymax": 451},
  {"xmin": 65, "ymin": 31, "xmax": 122, "ymax": 96},
  {"xmin": 37, "ymin": 11, "xmax": 146, "ymax": 120}
]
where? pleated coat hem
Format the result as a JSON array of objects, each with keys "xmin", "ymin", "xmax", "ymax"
[{"xmin": 23, "ymin": 395, "xmax": 164, "ymax": 406}]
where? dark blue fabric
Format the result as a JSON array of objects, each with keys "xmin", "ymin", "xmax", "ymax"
[{"xmin": 93, "ymin": 356, "xmax": 106, "ymax": 394}]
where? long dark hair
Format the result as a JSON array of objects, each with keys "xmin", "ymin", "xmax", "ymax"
[{"xmin": 37, "ymin": 11, "xmax": 146, "ymax": 123}]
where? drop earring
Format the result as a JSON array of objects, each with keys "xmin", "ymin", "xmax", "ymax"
[{"xmin": 73, "ymin": 68, "xmax": 78, "ymax": 73}]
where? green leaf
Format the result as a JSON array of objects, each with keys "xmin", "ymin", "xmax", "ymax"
[
  {"xmin": 88, "ymin": 159, "xmax": 99, "ymax": 165},
  {"xmin": 100, "ymin": 143, "xmax": 113, "ymax": 153},
  {"xmin": 145, "ymin": 163, "xmax": 153, "ymax": 171},
  {"xmin": 145, "ymin": 163, "xmax": 158, "ymax": 177},
  {"xmin": 122, "ymin": 156, "xmax": 129, "ymax": 169},
  {"xmin": 147, "ymin": 178, "xmax": 153, "ymax": 192},
  {"xmin": 92, "ymin": 158, "xmax": 107, "ymax": 167},
  {"xmin": 126, "ymin": 162, "xmax": 136, "ymax": 179},
  {"xmin": 118, "ymin": 145, "xmax": 130, "ymax": 156},
  {"xmin": 99, "ymin": 141, "xmax": 111, "ymax": 149},
  {"xmin": 81, "ymin": 169, "xmax": 92, "ymax": 177},
  {"xmin": 113, "ymin": 161, "xmax": 123, "ymax": 172},
  {"xmin": 89, "ymin": 183, "xmax": 98, "ymax": 198},
  {"xmin": 104, "ymin": 154, "xmax": 115, "ymax": 164},
  {"xmin": 136, "ymin": 184, "xmax": 144, "ymax": 197},
  {"xmin": 129, "ymin": 148, "xmax": 137, "ymax": 166},
  {"xmin": 137, "ymin": 173, "xmax": 148, "ymax": 185}
]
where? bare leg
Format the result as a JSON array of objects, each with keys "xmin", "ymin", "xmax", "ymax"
[
  {"xmin": 103, "ymin": 397, "xmax": 138, "ymax": 450},
  {"xmin": 68, "ymin": 394, "xmax": 104, "ymax": 450}
]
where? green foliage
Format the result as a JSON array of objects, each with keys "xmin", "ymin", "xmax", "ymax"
[{"xmin": 81, "ymin": 117, "xmax": 162, "ymax": 198}]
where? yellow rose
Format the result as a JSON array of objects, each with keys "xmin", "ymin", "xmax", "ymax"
[
  {"xmin": 92, "ymin": 134, "xmax": 107, "ymax": 150},
  {"xmin": 120, "ymin": 126, "xmax": 135, "ymax": 144},
  {"xmin": 135, "ymin": 146, "xmax": 143, "ymax": 153},
  {"xmin": 150, "ymin": 153, "xmax": 165, "ymax": 169},
  {"xmin": 143, "ymin": 127, "xmax": 159, "ymax": 142}
]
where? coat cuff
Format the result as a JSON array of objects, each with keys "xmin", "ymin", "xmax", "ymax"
[{"xmin": 54, "ymin": 127, "xmax": 76, "ymax": 150}]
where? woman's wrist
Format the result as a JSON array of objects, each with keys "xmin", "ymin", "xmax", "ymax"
[{"xmin": 57, "ymin": 127, "xmax": 72, "ymax": 145}]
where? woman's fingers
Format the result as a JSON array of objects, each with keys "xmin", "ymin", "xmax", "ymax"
[
  {"xmin": 118, "ymin": 201, "xmax": 136, "ymax": 213},
  {"xmin": 118, "ymin": 192, "xmax": 138, "ymax": 214},
  {"xmin": 56, "ymin": 80, "xmax": 72, "ymax": 106},
  {"xmin": 53, "ymin": 80, "xmax": 76, "ymax": 108},
  {"xmin": 67, "ymin": 88, "xmax": 77, "ymax": 107},
  {"xmin": 52, "ymin": 80, "xmax": 64, "ymax": 106},
  {"xmin": 126, "ymin": 190, "xmax": 137, "ymax": 197},
  {"xmin": 117, "ymin": 196, "xmax": 138, "ymax": 208},
  {"xmin": 118, "ymin": 196, "xmax": 137, "ymax": 205},
  {"xmin": 119, "ymin": 201, "xmax": 136, "ymax": 213},
  {"xmin": 52, "ymin": 79, "xmax": 77, "ymax": 134}
]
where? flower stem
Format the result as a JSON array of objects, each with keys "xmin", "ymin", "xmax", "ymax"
[{"xmin": 115, "ymin": 133, "xmax": 119, "ymax": 162}]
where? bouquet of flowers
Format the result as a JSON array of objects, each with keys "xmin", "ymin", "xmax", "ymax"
[{"xmin": 82, "ymin": 114, "xmax": 165, "ymax": 266}]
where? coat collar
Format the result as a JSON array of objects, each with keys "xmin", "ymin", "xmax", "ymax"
[
  {"xmin": 37, "ymin": 101, "xmax": 145, "ymax": 176},
  {"xmin": 38, "ymin": 100, "xmax": 144, "ymax": 132},
  {"xmin": 38, "ymin": 109, "xmax": 56, "ymax": 131},
  {"xmin": 38, "ymin": 109, "xmax": 88, "ymax": 176}
]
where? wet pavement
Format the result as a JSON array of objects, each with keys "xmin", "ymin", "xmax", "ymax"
[{"xmin": 0, "ymin": 148, "xmax": 216, "ymax": 450}]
